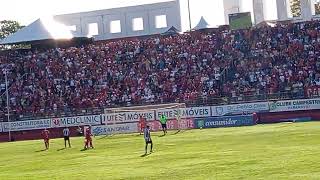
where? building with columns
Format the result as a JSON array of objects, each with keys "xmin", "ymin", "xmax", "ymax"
[{"xmin": 224, "ymin": 0, "xmax": 319, "ymax": 24}]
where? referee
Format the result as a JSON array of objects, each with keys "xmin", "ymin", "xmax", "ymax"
[
  {"xmin": 160, "ymin": 114, "xmax": 168, "ymax": 135},
  {"xmin": 63, "ymin": 127, "xmax": 71, "ymax": 148}
]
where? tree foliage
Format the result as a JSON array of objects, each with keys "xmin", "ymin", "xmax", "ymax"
[
  {"xmin": 290, "ymin": 0, "xmax": 301, "ymax": 17},
  {"xmin": 0, "ymin": 20, "xmax": 24, "ymax": 40},
  {"xmin": 315, "ymin": 2, "xmax": 320, "ymax": 15}
]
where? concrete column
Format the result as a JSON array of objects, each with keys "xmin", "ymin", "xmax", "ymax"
[
  {"xmin": 301, "ymin": 0, "xmax": 313, "ymax": 20},
  {"xmin": 253, "ymin": 0, "xmax": 265, "ymax": 24},
  {"xmin": 277, "ymin": 0, "xmax": 289, "ymax": 20},
  {"xmin": 223, "ymin": 0, "xmax": 241, "ymax": 24}
]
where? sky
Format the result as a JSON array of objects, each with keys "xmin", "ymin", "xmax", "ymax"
[{"xmin": 0, "ymin": 0, "xmax": 225, "ymax": 28}]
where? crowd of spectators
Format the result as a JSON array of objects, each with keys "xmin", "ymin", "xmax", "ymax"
[{"xmin": 1, "ymin": 20, "xmax": 320, "ymax": 119}]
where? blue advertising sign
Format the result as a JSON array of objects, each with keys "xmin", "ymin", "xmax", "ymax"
[{"xmin": 195, "ymin": 115, "xmax": 254, "ymax": 129}]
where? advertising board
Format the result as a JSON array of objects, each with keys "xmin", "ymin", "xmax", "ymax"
[
  {"xmin": 102, "ymin": 111, "xmax": 155, "ymax": 124},
  {"xmin": 51, "ymin": 115, "xmax": 101, "ymax": 128},
  {"xmin": 155, "ymin": 107, "xmax": 211, "ymax": 120},
  {"xmin": 212, "ymin": 102, "xmax": 269, "ymax": 116},
  {"xmin": 91, "ymin": 123, "xmax": 138, "ymax": 136},
  {"xmin": 2, "ymin": 119, "xmax": 51, "ymax": 132},
  {"xmin": 269, "ymin": 98, "xmax": 320, "ymax": 112},
  {"xmin": 195, "ymin": 115, "xmax": 254, "ymax": 129},
  {"xmin": 147, "ymin": 119, "xmax": 195, "ymax": 132}
]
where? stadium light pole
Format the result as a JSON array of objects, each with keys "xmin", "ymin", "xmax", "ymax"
[
  {"xmin": 187, "ymin": 0, "xmax": 192, "ymax": 31},
  {"xmin": 4, "ymin": 68, "xmax": 11, "ymax": 142}
]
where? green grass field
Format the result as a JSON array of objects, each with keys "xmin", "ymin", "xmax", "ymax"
[{"xmin": 0, "ymin": 122, "xmax": 320, "ymax": 180}]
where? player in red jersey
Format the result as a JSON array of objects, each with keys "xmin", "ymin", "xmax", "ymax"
[
  {"xmin": 84, "ymin": 126, "xmax": 94, "ymax": 149},
  {"xmin": 41, "ymin": 128, "xmax": 50, "ymax": 150},
  {"xmin": 139, "ymin": 115, "xmax": 147, "ymax": 135}
]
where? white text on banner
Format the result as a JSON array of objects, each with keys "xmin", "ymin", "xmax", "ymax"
[
  {"xmin": 51, "ymin": 115, "xmax": 101, "ymax": 128},
  {"xmin": 211, "ymin": 102, "xmax": 269, "ymax": 116},
  {"xmin": 155, "ymin": 106, "xmax": 211, "ymax": 120},
  {"xmin": 102, "ymin": 111, "xmax": 154, "ymax": 124},
  {"xmin": 269, "ymin": 98, "xmax": 320, "ymax": 112},
  {"xmin": 91, "ymin": 123, "xmax": 138, "ymax": 136},
  {"xmin": 2, "ymin": 119, "xmax": 51, "ymax": 132}
]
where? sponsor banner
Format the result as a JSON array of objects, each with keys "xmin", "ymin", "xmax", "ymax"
[
  {"xmin": 195, "ymin": 115, "xmax": 254, "ymax": 129},
  {"xmin": 212, "ymin": 102, "xmax": 269, "ymax": 116},
  {"xmin": 91, "ymin": 123, "xmax": 138, "ymax": 136},
  {"xmin": 51, "ymin": 115, "xmax": 101, "ymax": 128},
  {"xmin": 102, "ymin": 111, "xmax": 155, "ymax": 124},
  {"xmin": 147, "ymin": 119, "xmax": 195, "ymax": 132},
  {"xmin": 155, "ymin": 107, "xmax": 211, "ymax": 120},
  {"xmin": 2, "ymin": 119, "xmax": 51, "ymax": 132},
  {"xmin": 269, "ymin": 98, "xmax": 320, "ymax": 112},
  {"xmin": 0, "ymin": 122, "xmax": 2, "ymax": 132}
]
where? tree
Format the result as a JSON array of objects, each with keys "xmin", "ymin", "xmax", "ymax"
[
  {"xmin": 0, "ymin": 20, "xmax": 27, "ymax": 50},
  {"xmin": 290, "ymin": 0, "xmax": 301, "ymax": 17},
  {"xmin": 0, "ymin": 20, "xmax": 24, "ymax": 40},
  {"xmin": 315, "ymin": 2, "xmax": 320, "ymax": 15}
]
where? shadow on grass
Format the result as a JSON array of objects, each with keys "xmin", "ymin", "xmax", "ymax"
[
  {"xmin": 169, "ymin": 129, "xmax": 190, "ymax": 136},
  {"xmin": 140, "ymin": 153, "xmax": 151, "ymax": 157},
  {"xmin": 98, "ymin": 134, "xmax": 114, "ymax": 140},
  {"xmin": 57, "ymin": 148, "xmax": 66, "ymax": 151},
  {"xmin": 35, "ymin": 149, "xmax": 47, "ymax": 152},
  {"xmin": 173, "ymin": 130, "xmax": 181, "ymax": 135},
  {"xmin": 158, "ymin": 134, "xmax": 166, "ymax": 137}
]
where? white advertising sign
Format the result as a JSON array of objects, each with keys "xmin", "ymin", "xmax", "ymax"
[
  {"xmin": 155, "ymin": 106, "xmax": 211, "ymax": 120},
  {"xmin": 51, "ymin": 115, "xmax": 101, "ymax": 128},
  {"xmin": 102, "ymin": 111, "xmax": 154, "ymax": 124},
  {"xmin": 2, "ymin": 119, "xmax": 51, "ymax": 132},
  {"xmin": 91, "ymin": 123, "xmax": 138, "ymax": 136},
  {"xmin": 269, "ymin": 98, "xmax": 320, "ymax": 112},
  {"xmin": 211, "ymin": 102, "xmax": 269, "ymax": 116},
  {"xmin": 0, "ymin": 122, "xmax": 2, "ymax": 132}
]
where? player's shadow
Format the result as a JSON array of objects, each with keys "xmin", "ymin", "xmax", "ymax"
[
  {"xmin": 35, "ymin": 149, "xmax": 47, "ymax": 152},
  {"xmin": 158, "ymin": 134, "xmax": 166, "ymax": 137},
  {"xmin": 140, "ymin": 153, "xmax": 151, "ymax": 157},
  {"xmin": 57, "ymin": 148, "xmax": 66, "ymax": 151},
  {"xmin": 80, "ymin": 148, "xmax": 88, "ymax": 151}
]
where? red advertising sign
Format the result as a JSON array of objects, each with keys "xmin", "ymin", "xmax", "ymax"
[{"xmin": 146, "ymin": 119, "xmax": 195, "ymax": 132}]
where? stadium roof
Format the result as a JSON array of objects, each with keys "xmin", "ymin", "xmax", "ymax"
[
  {"xmin": 193, "ymin": 16, "xmax": 210, "ymax": 30},
  {"xmin": 0, "ymin": 18, "xmax": 84, "ymax": 45}
]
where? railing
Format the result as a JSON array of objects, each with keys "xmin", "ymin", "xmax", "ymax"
[{"xmin": 0, "ymin": 89, "xmax": 318, "ymax": 122}]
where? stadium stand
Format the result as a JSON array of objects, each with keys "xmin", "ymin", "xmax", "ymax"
[{"xmin": 0, "ymin": 20, "xmax": 320, "ymax": 121}]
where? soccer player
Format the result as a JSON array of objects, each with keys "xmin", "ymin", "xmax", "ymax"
[
  {"xmin": 84, "ymin": 126, "xmax": 94, "ymax": 149},
  {"xmin": 159, "ymin": 114, "xmax": 168, "ymax": 135},
  {"xmin": 41, "ymin": 128, "xmax": 50, "ymax": 150},
  {"xmin": 139, "ymin": 115, "xmax": 146, "ymax": 135},
  {"xmin": 63, "ymin": 127, "xmax": 71, "ymax": 148},
  {"xmin": 144, "ymin": 125, "xmax": 153, "ymax": 154}
]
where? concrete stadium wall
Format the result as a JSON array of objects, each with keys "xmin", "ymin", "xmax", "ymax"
[
  {"xmin": 257, "ymin": 110, "xmax": 320, "ymax": 124},
  {"xmin": 0, "ymin": 127, "xmax": 82, "ymax": 142},
  {"xmin": 54, "ymin": 1, "xmax": 181, "ymax": 40}
]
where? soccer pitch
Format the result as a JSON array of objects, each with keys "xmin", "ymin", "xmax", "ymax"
[{"xmin": 0, "ymin": 122, "xmax": 320, "ymax": 180}]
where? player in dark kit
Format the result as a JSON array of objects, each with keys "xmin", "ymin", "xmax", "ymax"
[
  {"xmin": 41, "ymin": 129, "xmax": 50, "ymax": 150},
  {"xmin": 63, "ymin": 127, "xmax": 71, "ymax": 148},
  {"xmin": 84, "ymin": 127, "xmax": 94, "ymax": 149},
  {"xmin": 144, "ymin": 125, "xmax": 153, "ymax": 155}
]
